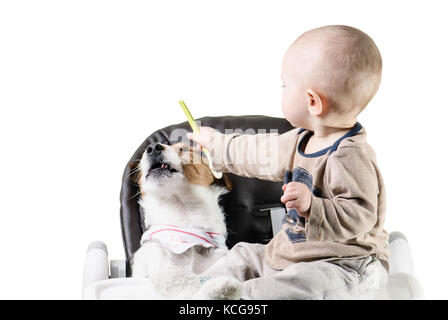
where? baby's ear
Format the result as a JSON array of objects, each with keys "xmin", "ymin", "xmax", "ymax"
[{"xmin": 306, "ymin": 89, "xmax": 324, "ymax": 116}]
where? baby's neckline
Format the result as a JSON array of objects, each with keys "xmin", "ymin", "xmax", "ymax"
[{"xmin": 297, "ymin": 122, "xmax": 363, "ymax": 158}]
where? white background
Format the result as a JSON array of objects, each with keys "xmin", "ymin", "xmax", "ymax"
[{"xmin": 0, "ymin": 0, "xmax": 447, "ymax": 299}]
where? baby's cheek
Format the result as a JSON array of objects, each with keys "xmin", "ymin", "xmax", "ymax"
[{"xmin": 283, "ymin": 100, "xmax": 305, "ymax": 125}]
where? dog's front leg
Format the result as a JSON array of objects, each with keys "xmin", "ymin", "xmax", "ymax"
[
  {"xmin": 132, "ymin": 242, "xmax": 203, "ymax": 298},
  {"xmin": 132, "ymin": 242, "xmax": 167, "ymax": 280}
]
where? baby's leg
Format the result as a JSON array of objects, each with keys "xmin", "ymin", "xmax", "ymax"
[
  {"xmin": 197, "ymin": 242, "xmax": 277, "ymax": 299},
  {"xmin": 242, "ymin": 255, "xmax": 388, "ymax": 300},
  {"xmin": 199, "ymin": 242, "xmax": 269, "ymax": 282}
]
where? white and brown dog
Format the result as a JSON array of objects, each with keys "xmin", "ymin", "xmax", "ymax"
[{"xmin": 131, "ymin": 142, "xmax": 242, "ymax": 299}]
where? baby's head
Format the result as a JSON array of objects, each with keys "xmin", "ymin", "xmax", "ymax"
[{"xmin": 281, "ymin": 25, "xmax": 382, "ymax": 129}]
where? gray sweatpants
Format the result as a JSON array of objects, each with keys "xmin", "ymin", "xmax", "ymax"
[{"xmin": 200, "ymin": 242, "xmax": 388, "ymax": 300}]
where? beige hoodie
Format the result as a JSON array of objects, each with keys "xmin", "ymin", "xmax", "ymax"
[{"xmin": 209, "ymin": 122, "xmax": 390, "ymax": 271}]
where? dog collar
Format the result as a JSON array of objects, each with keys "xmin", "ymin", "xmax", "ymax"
[{"xmin": 140, "ymin": 224, "xmax": 227, "ymax": 254}]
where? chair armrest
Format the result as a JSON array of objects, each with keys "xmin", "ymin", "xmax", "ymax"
[
  {"xmin": 388, "ymin": 231, "xmax": 414, "ymax": 275},
  {"xmin": 83, "ymin": 241, "xmax": 110, "ymax": 290},
  {"xmin": 110, "ymin": 259, "xmax": 127, "ymax": 278},
  {"xmin": 386, "ymin": 231, "xmax": 425, "ymax": 299}
]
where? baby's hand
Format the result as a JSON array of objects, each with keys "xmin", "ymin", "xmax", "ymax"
[
  {"xmin": 280, "ymin": 182, "xmax": 311, "ymax": 218},
  {"xmin": 186, "ymin": 126, "xmax": 216, "ymax": 150}
]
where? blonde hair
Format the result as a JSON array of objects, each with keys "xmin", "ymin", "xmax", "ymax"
[{"xmin": 300, "ymin": 25, "xmax": 382, "ymax": 115}]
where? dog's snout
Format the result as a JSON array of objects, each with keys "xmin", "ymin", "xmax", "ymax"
[{"xmin": 147, "ymin": 143, "xmax": 164, "ymax": 156}]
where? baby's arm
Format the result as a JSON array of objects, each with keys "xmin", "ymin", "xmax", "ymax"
[
  {"xmin": 306, "ymin": 147, "xmax": 380, "ymax": 242},
  {"xmin": 187, "ymin": 127, "xmax": 299, "ymax": 182}
]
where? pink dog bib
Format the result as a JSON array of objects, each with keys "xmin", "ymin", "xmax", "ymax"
[{"xmin": 140, "ymin": 224, "xmax": 227, "ymax": 254}]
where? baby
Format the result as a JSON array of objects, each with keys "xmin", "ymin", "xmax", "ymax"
[{"xmin": 187, "ymin": 25, "xmax": 389, "ymax": 299}]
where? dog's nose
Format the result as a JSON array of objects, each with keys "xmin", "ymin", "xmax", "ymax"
[{"xmin": 147, "ymin": 143, "xmax": 164, "ymax": 156}]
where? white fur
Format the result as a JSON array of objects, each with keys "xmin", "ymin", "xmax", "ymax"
[{"xmin": 132, "ymin": 144, "xmax": 242, "ymax": 300}]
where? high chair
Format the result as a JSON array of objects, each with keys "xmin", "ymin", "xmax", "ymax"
[{"xmin": 83, "ymin": 115, "xmax": 424, "ymax": 300}]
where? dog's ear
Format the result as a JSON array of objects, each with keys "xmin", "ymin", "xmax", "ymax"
[
  {"xmin": 128, "ymin": 160, "xmax": 141, "ymax": 184},
  {"xmin": 214, "ymin": 173, "xmax": 232, "ymax": 191},
  {"xmin": 182, "ymin": 163, "xmax": 215, "ymax": 186}
]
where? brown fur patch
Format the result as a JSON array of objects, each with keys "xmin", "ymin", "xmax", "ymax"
[
  {"xmin": 128, "ymin": 160, "xmax": 141, "ymax": 184},
  {"xmin": 129, "ymin": 160, "xmax": 145, "ymax": 197},
  {"xmin": 172, "ymin": 143, "xmax": 231, "ymax": 189},
  {"xmin": 218, "ymin": 173, "xmax": 232, "ymax": 191},
  {"xmin": 182, "ymin": 163, "xmax": 215, "ymax": 186}
]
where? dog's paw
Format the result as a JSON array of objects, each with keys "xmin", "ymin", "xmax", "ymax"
[{"xmin": 193, "ymin": 276, "xmax": 243, "ymax": 300}]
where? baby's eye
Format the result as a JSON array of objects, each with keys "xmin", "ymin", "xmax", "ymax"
[{"xmin": 281, "ymin": 84, "xmax": 285, "ymax": 88}]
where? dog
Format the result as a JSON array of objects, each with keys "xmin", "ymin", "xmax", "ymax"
[{"xmin": 131, "ymin": 142, "xmax": 242, "ymax": 299}]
